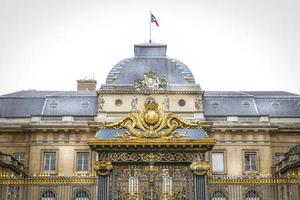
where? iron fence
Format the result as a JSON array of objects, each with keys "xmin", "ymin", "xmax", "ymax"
[
  {"xmin": 0, "ymin": 175, "xmax": 299, "ymax": 200},
  {"xmin": 207, "ymin": 175, "xmax": 300, "ymax": 200},
  {"xmin": 0, "ymin": 176, "xmax": 97, "ymax": 200}
]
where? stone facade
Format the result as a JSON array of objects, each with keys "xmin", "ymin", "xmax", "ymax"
[
  {"xmin": 0, "ymin": 43, "xmax": 299, "ymax": 178},
  {"xmin": 0, "ymin": 42, "xmax": 299, "ymax": 199}
]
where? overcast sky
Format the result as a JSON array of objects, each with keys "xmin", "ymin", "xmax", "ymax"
[{"xmin": 0, "ymin": 0, "xmax": 300, "ymax": 95}]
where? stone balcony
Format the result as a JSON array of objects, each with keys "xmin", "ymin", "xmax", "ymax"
[
  {"xmin": 275, "ymin": 145, "xmax": 300, "ymax": 175},
  {"xmin": 0, "ymin": 151, "xmax": 27, "ymax": 177}
]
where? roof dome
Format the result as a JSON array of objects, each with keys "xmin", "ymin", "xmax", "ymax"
[{"xmin": 105, "ymin": 43, "xmax": 195, "ymax": 85}]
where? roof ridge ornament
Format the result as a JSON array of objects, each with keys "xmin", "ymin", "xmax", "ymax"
[{"xmin": 133, "ymin": 71, "xmax": 168, "ymax": 93}]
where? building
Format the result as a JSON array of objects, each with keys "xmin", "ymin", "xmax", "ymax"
[{"xmin": 0, "ymin": 42, "xmax": 299, "ymax": 199}]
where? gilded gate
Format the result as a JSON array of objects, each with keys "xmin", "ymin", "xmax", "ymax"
[{"xmin": 88, "ymin": 97, "xmax": 215, "ymax": 199}]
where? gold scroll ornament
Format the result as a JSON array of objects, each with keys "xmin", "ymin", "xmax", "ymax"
[
  {"xmin": 94, "ymin": 161, "xmax": 113, "ymax": 176},
  {"xmin": 99, "ymin": 97, "xmax": 207, "ymax": 139},
  {"xmin": 190, "ymin": 161, "xmax": 210, "ymax": 176}
]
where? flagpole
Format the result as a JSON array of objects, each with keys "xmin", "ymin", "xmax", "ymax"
[{"xmin": 149, "ymin": 10, "xmax": 152, "ymax": 43}]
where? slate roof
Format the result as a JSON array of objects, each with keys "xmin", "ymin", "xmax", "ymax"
[
  {"xmin": 105, "ymin": 43, "xmax": 195, "ymax": 85},
  {"xmin": 0, "ymin": 90, "xmax": 97, "ymax": 117},
  {"xmin": 2, "ymin": 43, "xmax": 299, "ymax": 118},
  {"xmin": 1, "ymin": 90, "xmax": 300, "ymax": 118},
  {"xmin": 204, "ymin": 91, "xmax": 300, "ymax": 117}
]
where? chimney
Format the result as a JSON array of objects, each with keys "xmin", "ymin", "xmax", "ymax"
[{"xmin": 77, "ymin": 79, "xmax": 97, "ymax": 91}]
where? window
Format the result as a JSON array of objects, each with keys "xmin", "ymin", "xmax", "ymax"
[
  {"xmin": 13, "ymin": 153, "xmax": 25, "ymax": 165},
  {"xmin": 43, "ymin": 152, "xmax": 56, "ymax": 172},
  {"xmin": 77, "ymin": 152, "xmax": 89, "ymax": 172},
  {"xmin": 41, "ymin": 190, "xmax": 56, "ymax": 200},
  {"xmin": 245, "ymin": 189, "xmax": 260, "ymax": 200},
  {"xmin": 211, "ymin": 152, "xmax": 225, "ymax": 173},
  {"xmin": 212, "ymin": 190, "xmax": 227, "ymax": 200},
  {"xmin": 178, "ymin": 99, "xmax": 186, "ymax": 106},
  {"xmin": 245, "ymin": 152, "xmax": 257, "ymax": 171},
  {"xmin": 275, "ymin": 153, "xmax": 285, "ymax": 164},
  {"xmin": 115, "ymin": 99, "xmax": 123, "ymax": 106},
  {"xmin": 75, "ymin": 189, "xmax": 89, "ymax": 200}
]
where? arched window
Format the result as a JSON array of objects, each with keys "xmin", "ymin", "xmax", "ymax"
[
  {"xmin": 40, "ymin": 190, "xmax": 56, "ymax": 200},
  {"xmin": 212, "ymin": 190, "xmax": 227, "ymax": 200},
  {"xmin": 245, "ymin": 189, "xmax": 260, "ymax": 200},
  {"xmin": 74, "ymin": 189, "xmax": 89, "ymax": 200}
]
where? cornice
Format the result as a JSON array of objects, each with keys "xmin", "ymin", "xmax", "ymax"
[
  {"xmin": 87, "ymin": 138, "xmax": 216, "ymax": 150},
  {"xmin": 0, "ymin": 124, "xmax": 91, "ymax": 132},
  {"xmin": 210, "ymin": 123, "xmax": 278, "ymax": 132},
  {"xmin": 97, "ymin": 90, "xmax": 203, "ymax": 95}
]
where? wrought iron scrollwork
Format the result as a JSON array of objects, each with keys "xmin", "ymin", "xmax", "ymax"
[{"xmin": 108, "ymin": 152, "xmax": 194, "ymax": 162}]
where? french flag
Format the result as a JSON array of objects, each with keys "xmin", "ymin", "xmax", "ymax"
[{"xmin": 151, "ymin": 13, "xmax": 159, "ymax": 27}]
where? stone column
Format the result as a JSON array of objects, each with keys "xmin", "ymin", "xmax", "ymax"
[
  {"xmin": 190, "ymin": 161, "xmax": 210, "ymax": 200},
  {"xmin": 94, "ymin": 161, "xmax": 113, "ymax": 200}
]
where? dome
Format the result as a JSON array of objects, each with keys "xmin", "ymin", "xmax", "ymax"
[{"xmin": 105, "ymin": 43, "xmax": 195, "ymax": 85}]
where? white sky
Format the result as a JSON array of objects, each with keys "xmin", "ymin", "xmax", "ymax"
[{"xmin": 0, "ymin": 0, "xmax": 300, "ymax": 95}]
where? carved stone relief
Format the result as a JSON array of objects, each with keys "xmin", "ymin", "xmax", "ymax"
[{"xmin": 133, "ymin": 71, "xmax": 168, "ymax": 92}]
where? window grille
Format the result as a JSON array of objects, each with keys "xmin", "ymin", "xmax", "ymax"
[
  {"xmin": 245, "ymin": 189, "xmax": 260, "ymax": 200},
  {"xmin": 74, "ymin": 189, "xmax": 89, "ymax": 200},
  {"xmin": 212, "ymin": 190, "xmax": 227, "ymax": 200},
  {"xmin": 41, "ymin": 190, "xmax": 56, "ymax": 200}
]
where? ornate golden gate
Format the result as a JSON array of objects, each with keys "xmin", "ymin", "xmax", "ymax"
[
  {"xmin": 112, "ymin": 163, "xmax": 192, "ymax": 199},
  {"xmin": 88, "ymin": 97, "xmax": 215, "ymax": 200}
]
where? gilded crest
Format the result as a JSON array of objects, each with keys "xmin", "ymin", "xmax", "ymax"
[{"xmin": 99, "ymin": 97, "xmax": 206, "ymax": 139}]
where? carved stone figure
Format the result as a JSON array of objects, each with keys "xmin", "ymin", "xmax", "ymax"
[
  {"xmin": 131, "ymin": 95, "xmax": 138, "ymax": 111},
  {"xmin": 195, "ymin": 96, "xmax": 202, "ymax": 111},
  {"xmin": 162, "ymin": 95, "xmax": 169, "ymax": 111},
  {"xmin": 133, "ymin": 71, "xmax": 168, "ymax": 92},
  {"xmin": 97, "ymin": 96, "xmax": 105, "ymax": 111}
]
